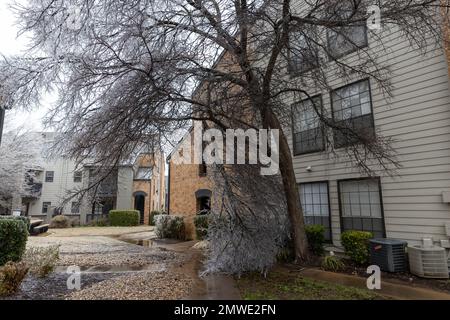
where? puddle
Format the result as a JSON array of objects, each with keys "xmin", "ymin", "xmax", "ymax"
[
  {"xmin": 120, "ymin": 238, "xmax": 184, "ymax": 247},
  {"xmin": 54, "ymin": 264, "xmax": 166, "ymax": 274}
]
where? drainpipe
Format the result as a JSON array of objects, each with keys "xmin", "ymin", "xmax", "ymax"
[
  {"xmin": 0, "ymin": 107, "xmax": 5, "ymax": 146},
  {"xmin": 167, "ymin": 160, "xmax": 171, "ymax": 215}
]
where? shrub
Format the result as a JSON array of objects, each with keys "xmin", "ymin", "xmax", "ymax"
[
  {"xmin": 23, "ymin": 245, "xmax": 60, "ymax": 278},
  {"xmin": 341, "ymin": 230, "xmax": 373, "ymax": 265},
  {"xmin": 0, "ymin": 261, "xmax": 29, "ymax": 296},
  {"xmin": 0, "ymin": 219, "xmax": 28, "ymax": 266},
  {"xmin": 149, "ymin": 211, "xmax": 167, "ymax": 226},
  {"xmin": 50, "ymin": 215, "xmax": 72, "ymax": 229},
  {"xmin": 155, "ymin": 215, "xmax": 185, "ymax": 240},
  {"xmin": 322, "ymin": 254, "xmax": 345, "ymax": 272},
  {"xmin": 0, "ymin": 216, "xmax": 30, "ymax": 231},
  {"xmin": 109, "ymin": 210, "xmax": 140, "ymax": 226},
  {"xmin": 194, "ymin": 214, "xmax": 209, "ymax": 240},
  {"xmin": 305, "ymin": 224, "xmax": 326, "ymax": 256}
]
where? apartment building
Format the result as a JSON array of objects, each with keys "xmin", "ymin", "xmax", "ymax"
[
  {"xmin": 23, "ymin": 133, "xmax": 166, "ymax": 225},
  {"xmin": 168, "ymin": 2, "xmax": 450, "ymax": 245}
]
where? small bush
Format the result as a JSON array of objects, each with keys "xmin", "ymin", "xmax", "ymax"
[
  {"xmin": 155, "ymin": 215, "xmax": 185, "ymax": 240},
  {"xmin": 0, "ymin": 219, "xmax": 28, "ymax": 266},
  {"xmin": 23, "ymin": 245, "xmax": 60, "ymax": 278},
  {"xmin": 305, "ymin": 224, "xmax": 326, "ymax": 256},
  {"xmin": 149, "ymin": 211, "xmax": 167, "ymax": 226},
  {"xmin": 0, "ymin": 261, "xmax": 29, "ymax": 296},
  {"xmin": 341, "ymin": 230, "xmax": 373, "ymax": 265},
  {"xmin": 0, "ymin": 216, "xmax": 30, "ymax": 231},
  {"xmin": 50, "ymin": 215, "xmax": 72, "ymax": 229},
  {"xmin": 109, "ymin": 210, "xmax": 140, "ymax": 226},
  {"xmin": 322, "ymin": 254, "xmax": 345, "ymax": 272},
  {"xmin": 194, "ymin": 215, "xmax": 209, "ymax": 240}
]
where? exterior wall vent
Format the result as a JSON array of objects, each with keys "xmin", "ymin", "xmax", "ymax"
[
  {"xmin": 408, "ymin": 246, "xmax": 449, "ymax": 279},
  {"xmin": 369, "ymin": 238, "xmax": 408, "ymax": 273}
]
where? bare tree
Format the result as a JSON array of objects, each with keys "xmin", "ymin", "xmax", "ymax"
[
  {"xmin": 0, "ymin": 128, "xmax": 44, "ymax": 212},
  {"xmin": 0, "ymin": 0, "xmax": 448, "ymax": 262}
]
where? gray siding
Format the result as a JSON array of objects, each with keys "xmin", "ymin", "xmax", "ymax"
[{"xmin": 286, "ymin": 6, "xmax": 450, "ymax": 245}]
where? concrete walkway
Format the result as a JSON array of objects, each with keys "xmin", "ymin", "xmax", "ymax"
[{"xmin": 299, "ymin": 268, "xmax": 450, "ymax": 300}]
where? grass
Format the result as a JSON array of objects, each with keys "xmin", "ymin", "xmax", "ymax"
[{"xmin": 236, "ymin": 270, "xmax": 385, "ymax": 300}]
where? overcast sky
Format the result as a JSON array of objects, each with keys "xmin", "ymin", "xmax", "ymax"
[{"xmin": 0, "ymin": 0, "xmax": 50, "ymax": 132}]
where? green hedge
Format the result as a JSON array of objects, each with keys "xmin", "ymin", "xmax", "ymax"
[
  {"xmin": 305, "ymin": 224, "xmax": 326, "ymax": 256},
  {"xmin": 0, "ymin": 216, "xmax": 30, "ymax": 231},
  {"xmin": 149, "ymin": 211, "xmax": 167, "ymax": 226},
  {"xmin": 109, "ymin": 210, "xmax": 140, "ymax": 226},
  {"xmin": 0, "ymin": 219, "xmax": 29, "ymax": 266},
  {"xmin": 341, "ymin": 230, "xmax": 373, "ymax": 265},
  {"xmin": 194, "ymin": 215, "xmax": 209, "ymax": 240}
]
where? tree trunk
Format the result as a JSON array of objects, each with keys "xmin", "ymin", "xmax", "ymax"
[{"xmin": 262, "ymin": 108, "xmax": 310, "ymax": 262}]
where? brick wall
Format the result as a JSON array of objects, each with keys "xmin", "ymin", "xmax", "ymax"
[{"xmin": 168, "ymin": 131, "xmax": 212, "ymax": 239}]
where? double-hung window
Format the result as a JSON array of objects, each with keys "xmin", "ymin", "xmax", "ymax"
[
  {"xmin": 73, "ymin": 171, "xmax": 82, "ymax": 183},
  {"xmin": 45, "ymin": 171, "xmax": 54, "ymax": 183},
  {"xmin": 289, "ymin": 29, "xmax": 319, "ymax": 74},
  {"xmin": 42, "ymin": 202, "xmax": 51, "ymax": 214},
  {"xmin": 292, "ymin": 96, "xmax": 324, "ymax": 155},
  {"xmin": 331, "ymin": 79, "xmax": 374, "ymax": 147},
  {"xmin": 327, "ymin": 2, "xmax": 368, "ymax": 58},
  {"xmin": 71, "ymin": 202, "xmax": 80, "ymax": 214},
  {"xmin": 339, "ymin": 178, "xmax": 385, "ymax": 238},
  {"xmin": 299, "ymin": 182, "xmax": 332, "ymax": 241}
]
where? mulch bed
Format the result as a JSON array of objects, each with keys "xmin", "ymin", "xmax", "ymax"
[{"xmin": 284, "ymin": 258, "xmax": 450, "ymax": 293}]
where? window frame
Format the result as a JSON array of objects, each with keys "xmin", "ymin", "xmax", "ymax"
[
  {"xmin": 73, "ymin": 171, "xmax": 82, "ymax": 183},
  {"xmin": 288, "ymin": 28, "xmax": 320, "ymax": 76},
  {"xmin": 299, "ymin": 181, "xmax": 333, "ymax": 243},
  {"xmin": 71, "ymin": 201, "xmax": 80, "ymax": 214},
  {"xmin": 42, "ymin": 202, "xmax": 51, "ymax": 214},
  {"xmin": 330, "ymin": 78, "xmax": 376, "ymax": 148},
  {"xmin": 326, "ymin": 24, "xmax": 368, "ymax": 60},
  {"xmin": 291, "ymin": 95, "xmax": 326, "ymax": 156},
  {"xmin": 45, "ymin": 171, "xmax": 54, "ymax": 183},
  {"xmin": 337, "ymin": 177, "xmax": 386, "ymax": 238}
]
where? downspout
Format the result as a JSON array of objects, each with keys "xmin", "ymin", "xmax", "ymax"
[
  {"xmin": 0, "ymin": 107, "xmax": 5, "ymax": 146},
  {"xmin": 167, "ymin": 159, "xmax": 171, "ymax": 215}
]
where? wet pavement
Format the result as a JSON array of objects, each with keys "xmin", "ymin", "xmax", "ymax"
[{"xmin": 120, "ymin": 236, "xmax": 242, "ymax": 300}]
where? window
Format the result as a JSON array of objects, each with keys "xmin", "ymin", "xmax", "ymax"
[
  {"xmin": 199, "ymin": 161, "xmax": 207, "ymax": 177},
  {"xmin": 326, "ymin": 3, "xmax": 368, "ymax": 58},
  {"xmin": 338, "ymin": 178, "xmax": 385, "ymax": 238},
  {"xmin": 292, "ymin": 96, "xmax": 325, "ymax": 155},
  {"xmin": 136, "ymin": 167, "xmax": 152, "ymax": 180},
  {"xmin": 71, "ymin": 202, "xmax": 80, "ymax": 214},
  {"xmin": 331, "ymin": 80, "xmax": 374, "ymax": 148},
  {"xmin": 73, "ymin": 171, "xmax": 82, "ymax": 183},
  {"xmin": 42, "ymin": 202, "xmax": 51, "ymax": 214},
  {"xmin": 45, "ymin": 171, "xmax": 54, "ymax": 183},
  {"xmin": 299, "ymin": 182, "xmax": 331, "ymax": 241},
  {"xmin": 289, "ymin": 30, "xmax": 319, "ymax": 74}
]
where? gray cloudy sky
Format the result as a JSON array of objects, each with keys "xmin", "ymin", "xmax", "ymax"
[{"xmin": 1, "ymin": 0, "xmax": 49, "ymax": 132}]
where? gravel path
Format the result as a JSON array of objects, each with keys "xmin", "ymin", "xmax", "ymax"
[
  {"xmin": 3, "ymin": 227, "xmax": 197, "ymax": 300},
  {"xmin": 66, "ymin": 271, "xmax": 194, "ymax": 300}
]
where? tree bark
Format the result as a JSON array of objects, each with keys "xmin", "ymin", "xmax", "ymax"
[{"xmin": 262, "ymin": 108, "xmax": 310, "ymax": 262}]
